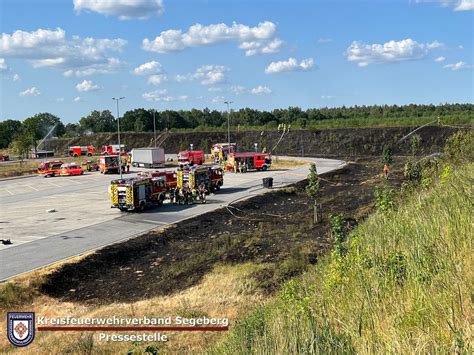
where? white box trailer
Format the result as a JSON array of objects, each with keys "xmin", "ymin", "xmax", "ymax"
[{"xmin": 131, "ymin": 147, "xmax": 165, "ymax": 168}]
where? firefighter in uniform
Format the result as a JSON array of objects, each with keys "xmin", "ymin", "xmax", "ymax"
[{"xmin": 198, "ymin": 184, "xmax": 207, "ymax": 204}]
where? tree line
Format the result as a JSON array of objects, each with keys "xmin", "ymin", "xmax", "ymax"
[{"xmin": 1, "ymin": 103, "xmax": 472, "ymax": 150}]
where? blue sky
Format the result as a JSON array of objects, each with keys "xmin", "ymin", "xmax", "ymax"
[{"xmin": 0, "ymin": 0, "xmax": 473, "ymax": 123}]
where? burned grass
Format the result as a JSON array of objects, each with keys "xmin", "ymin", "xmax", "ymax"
[{"xmin": 40, "ymin": 157, "xmax": 405, "ymax": 304}]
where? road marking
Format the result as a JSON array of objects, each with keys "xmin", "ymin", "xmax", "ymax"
[
  {"xmin": 0, "ymin": 188, "xmax": 14, "ymax": 195},
  {"xmin": 47, "ymin": 181, "xmax": 61, "ymax": 187},
  {"xmin": 25, "ymin": 185, "xmax": 39, "ymax": 191}
]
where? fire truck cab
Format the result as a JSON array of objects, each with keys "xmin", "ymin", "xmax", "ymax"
[
  {"xmin": 178, "ymin": 150, "xmax": 205, "ymax": 165},
  {"xmin": 227, "ymin": 153, "xmax": 272, "ymax": 171},
  {"xmin": 137, "ymin": 170, "xmax": 177, "ymax": 189},
  {"xmin": 109, "ymin": 176, "xmax": 167, "ymax": 212},
  {"xmin": 37, "ymin": 161, "xmax": 64, "ymax": 177}
]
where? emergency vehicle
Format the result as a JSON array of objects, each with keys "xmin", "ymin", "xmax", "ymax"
[
  {"xmin": 227, "ymin": 153, "xmax": 272, "ymax": 171},
  {"xmin": 37, "ymin": 161, "xmax": 64, "ymax": 177},
  {"xmin": 60, "ymin": 163, "xmax": 84, "ymax": 176},
  {"xmin": 99, "ymin": 155, "xmax": 122, "ymax": 174},
  {"xmin": 178, "ymin": 150, "xmax": 205, "ymax": 165},
  {"xmin": 137, "ymin": 170, "xmax": 177, "ymax": 188},
  {"xmin": 210, "ymin": 143, "xmax": 235, "ymax": 162},
  {"xmin": 177, "ymin": 166, "xmax": 223, "ymax": 191},
  {"xmin": 101, "ymin": 144, "xmax": 125, "ymax": 155},
  {"xmin": 109, "ymin": 176, "xmax": 168, "ymax": 212},
  {"xmin": 66, "ymin": 146, "xmax": 95, "ymax": 157},
  {"xmin": 81, "ymin": 160, "xmax": 99, "ymax": 172}
]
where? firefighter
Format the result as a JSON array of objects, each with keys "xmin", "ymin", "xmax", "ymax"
[
  {"xmin": 233, "ymin": 162, "xmax": 238, "ymax": 173},
  {"xmin": 198, "ymin": 184, "xmax": 207, "ymax": 204},
  {"xmin": 174, "ymin": 187, "xmax": 180, "ymax": 204},
  {"xmin": 243, "ymin": 162, "xmax": 248, "ymax": 173},
  {"xmin": 178, "ymin": 187, "xmax": 185, "ymax": 205},
  {"xmin": 238, "ymin": 161, "xmax": 242, "ymax": 173},
  {"xmin": 169, "ymin": 188, "xmax": 175, "ymax": 204},
  {"xmin": 191, "ymin": 187, "xmax": 198, "ymax": 204},
  {"xmin": 383, "ymin": 164, "xmax": 389, "ymax": 180}
]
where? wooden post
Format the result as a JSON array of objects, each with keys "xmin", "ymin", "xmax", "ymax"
[{"xmin": 314, "ymin": 200, "xmax": 318, "ymax": 224}]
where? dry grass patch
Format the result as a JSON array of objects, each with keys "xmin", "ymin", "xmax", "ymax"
[{"xmin": 0, "ymin": 263, "xmax": 267, "ymax": 354}]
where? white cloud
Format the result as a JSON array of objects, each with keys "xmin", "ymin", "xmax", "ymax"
[
  {"xmin": 62, "ymin": 58, "xmax": 123, "ymax": 77},
  {"xmin": 143, "ymin": 21, "xmax": 282, "ymax": 56},
  {"xmin": 230, "ymin": 85, "xmax": 247, "ymax": 95},
  {"xmin": 415, "ymin": 0, "xmax": 474, "ymax": 11},
  {"xmin": 13, "ymin": 73, "xmax": 21, "ymax": 81},
  {"xmin": 147, "ymin": 74, "xmax": 168, "ymax": 85},
  {"xmin": 76, "ymin": 79, "xmax": 99, "ymax": 92},
  {"xmin": 208, "ymin": 87, "xmax": 223, "ymax": 92},
  {"xmin": 1, "ymin": 28, "xmax": 126, "ymax": 71},
  {"xmin": 212, "ymin": 96, "xmax": 225, "ymax": 103},
  {"xmin": 73, "ymin": 96, "xmax": 82, "ymax": 102},
  {"xmin": 265, "ymin": 57, "xmax": 315, "ymax": 74},
  {"xmin": 73, "ymin": 0, "xmax": 164, "ymax": 20},
  {"xmin": 175, "ymin": 65, "xmax": 229, "ymax": 85},
  {"xmin": 133, "ymin": 61, "xmax": 162, "ymax": 75},
  {"xmin": 459, "ymin": 45, "xmax": 464, "ymax": 49},
  {"xmin": 56, "ymin": 97, "xmax": 64, "ymax": 102},
  {"xmin": 0, "ymin": 58, "xmax": 7, "ymax": 71},
  {"xmin": 19, "ymin": 87, "xmax": 41, "ymax": 97},
  {"xmin": 434, "ymin": 56, "xmax": 446, "ymax": 62},
  {"xmin": 443, "ymin": 61, "xmax": 472, "ymax": 70},
  {"xmin": 142, "ymin": 89, "xmax": 188, "ymax": 102},
  {"xmin": 321, "ymin": 95, "xmax": 335, "ymax": 99},
  {"xmin": 454, "ymin": 0, "xmax": 474, "ymax": 10},
  {"xmin": 345, "ymin": 38, "xmax": 443, "ymax": 67},
  {"xmin": 250, "ymin": 85, "xmax": 272, "ymax": 95},
  {"xmin": 317, "ymin": 38, "xmax": 333, "ymax": 43}
]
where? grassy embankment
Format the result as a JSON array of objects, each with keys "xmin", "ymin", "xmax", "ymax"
[{"xmin": 209, "ymin": 132, "xmax": 473, "ymax": 353}]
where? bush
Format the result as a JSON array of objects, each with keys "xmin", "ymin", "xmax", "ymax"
[
  {"xmin": 374, "ymin": 186, "xmax": 396, "ymax": 213},
  {"xmin": 443, "ymin": 130, "xmax": 473, "ymax": 164}
]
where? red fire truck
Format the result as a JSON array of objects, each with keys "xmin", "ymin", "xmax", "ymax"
[
  {"xmin": 210, "ymin": 143, "xmax": 235, "ymax": 162},
  {"xmin": 137, "ymin": 170, "xmax": 177, "ymax": 189},
  {"xmin": 109, "ymin": 176, "xmax": 169, "ymax": 212},
  {"xmin": 178, "ymin": 150, "xmax": 205, "ymax": 165},
  {"xmin": 101, "ymin": 144, "xmax": 126, "ymax": 155},
  {"xmin": 66, "ymin": 146, "xmax": 95, "ymax": 157},
  {"xmin": 37, "ymin": 161, "xmax": 64, "ymax": 177},
  {"xmin": 227, "ymin": 153, "xmax": 272, "ymax": 171},
  {"xmin": 177, "ymin": 166, "xmax": 223, "ymax": 192}
]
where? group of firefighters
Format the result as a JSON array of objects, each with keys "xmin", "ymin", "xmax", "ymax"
[{"xmin": 169, "ymin": 183, "xmax": 208, "ymax": 205}]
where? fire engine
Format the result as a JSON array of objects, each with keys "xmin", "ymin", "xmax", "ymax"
[
  {"xmin": 137, "ymin": 170, "xmax": 177, "ymax": 188},
  {"xmin": 177, "ymin": 166, "xmax": 223, "ymax": 191},
  {"xmin": 178, "ymin": 150, "xmax": 205, "ymax": 165},
  {"xmin": 99, "ymin": 155, "xmax": 122, "ymax": 174},
  {"xmin": 37, "ymin": 161, "xmax": 64, "ymax": 177},
  {"xmin": 66, "ymin": 146, "xmax": 95, "ymax": 157},
  {"xmin": 101, "ymin": 144, "xmax": 125, "ymax": 155},
  {"xmin": 210, "ymin": 143, "xmax": 235, "ymax": 162},
  {"xmin": 227, "ymin": 153, "xmax": 272, "ymax": 171},
  {"xmin": 109, "ymin": 176, "xmax": 168, "ymax": 212}
]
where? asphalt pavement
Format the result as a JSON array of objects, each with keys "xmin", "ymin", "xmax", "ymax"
[{"xmin": 0, "ymin": 157, "xmax": 345, "ymax": 281}]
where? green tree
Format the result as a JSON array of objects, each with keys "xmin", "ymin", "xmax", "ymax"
[
  {"xmin": 9, "ymin": 130, "xmax": 34, "ymax": 159},
  {"xmin": 381, "ymin": 145, "xmax": 393, "ymax": 165},
  {"xmin": 0, "ymin": 119, "xmax": 21, "ymax": 148},
  {"xmin": 79, "ymin": 110, "xmax": 116, "ymax": 133},
  {"xmin": 409, "ymin": 134, "xmax": 422, "ymax": 156},
  {"xmin": 22, "ymin": 112, "xmax": 65, "ymax": 149}
]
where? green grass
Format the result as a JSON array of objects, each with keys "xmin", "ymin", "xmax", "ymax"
[{"xmin": 208, "ymin": 161, "xmax": 473, "ymax": 354}]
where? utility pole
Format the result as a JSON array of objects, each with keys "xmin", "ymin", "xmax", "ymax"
[
  {"xmin": 153, "ymin": 109, "xmax": 157, "ymax": 147},
  {"xmin": 112, "ymin": 97, "xmax": 125, "ymax": 179},
  {"xmin": 224, "ymin": 101, "xmax": 233, "ymax": 150}
]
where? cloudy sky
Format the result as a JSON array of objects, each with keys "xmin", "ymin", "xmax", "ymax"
[{"xmin": 0, "ymin": 0, "xmax": 473, "ymax": 123}]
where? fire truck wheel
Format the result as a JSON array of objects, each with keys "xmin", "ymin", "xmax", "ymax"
[
  {"xmin": 87, "ymin": 153, "xmax": 92, "ymax": 156},
  {"xmin": 73, "ymin": 153, "xmax": 78, "ymax": 157},
  {"xmin": 262, "ymin": 165, "xmax": 268, "ymax": 171}
]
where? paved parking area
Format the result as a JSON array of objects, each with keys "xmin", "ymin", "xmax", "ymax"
[{"xmin": 0, "ymin": 158, "xmax": 346, "ymax": 280}]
